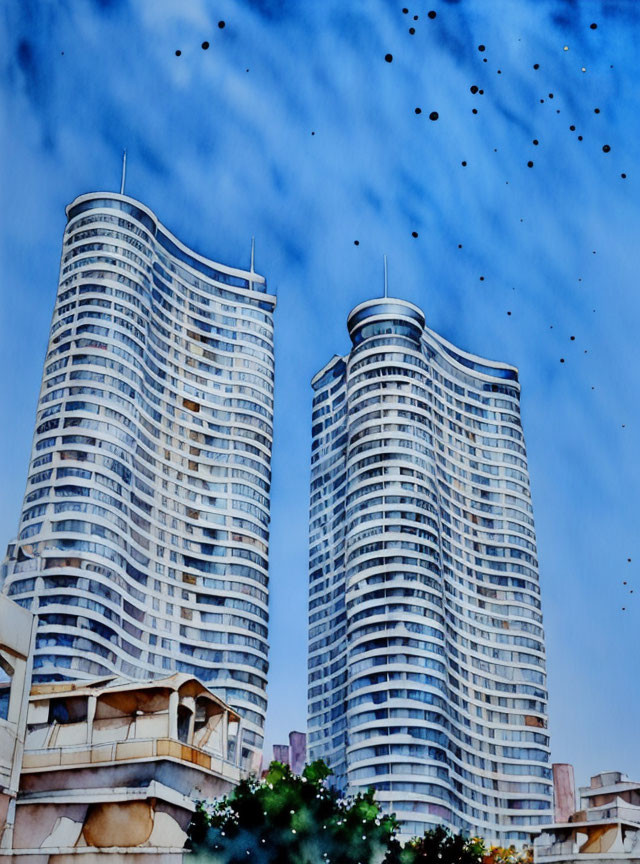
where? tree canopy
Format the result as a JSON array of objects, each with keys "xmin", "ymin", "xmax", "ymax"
[{"xmin": 189, "ymin": 760, "xmax": 490, "ymax": 864}]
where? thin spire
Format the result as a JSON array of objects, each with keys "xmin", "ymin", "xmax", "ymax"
[
  {"xmin": 120, "ymin": 149, "xmax": 127, "ymax": 195},
  {"xmin": 383, "ymin": 255, "xmax": 388, "ymax": 298},
  {"xmin": 250, "ymin": 236, "xmax": 255, "ymax": 274}
]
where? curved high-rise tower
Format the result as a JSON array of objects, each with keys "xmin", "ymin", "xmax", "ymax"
[
  {"xmin": 308, "ymin": 298, "xmax": 551, "ymax": 841},
  {"xmin": 2, "ymin": 192, "xmax": 275, "ymax": 769}
]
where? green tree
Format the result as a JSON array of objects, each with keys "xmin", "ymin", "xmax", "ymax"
[
  {"xmin": 189, "ymin": 759, "xmax": 399, "ymax": 864},
  {"xmin": 403, "ymin": 825, "xmax": 486, "ymax": 864}
]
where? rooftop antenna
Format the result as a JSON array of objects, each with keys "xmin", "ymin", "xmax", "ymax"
[
  {"xmin": 383, "ymin": 254, "xmax": 388, "ymax": 298},
  {"xmin": 120, "ymin": 149, "xmax": 127, "ymax": 195}
]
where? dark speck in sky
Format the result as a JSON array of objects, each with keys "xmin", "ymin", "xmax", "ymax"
[
  {"xmin": 385, "ymin": 53, "xmax": 393, "ymax": 62},
  {"xmin": 428, "ymin": 10, "xmax": 436, "ymax": 18},
  {"xmin": 429, "ymin": 111, "xmax": 439, "ymax": 120},
  {"xmin": 218, "ymin": 20, "xmax": 225, "ymax": 29},
  {"xmin": 412, "ymin": 231, "xmax": 418, "ymax": 237},
  {"xmin": 472, "ymin": 108, "xmax": 478, "ymax": 114},
  {"xmin": 415, "ymin": 107, "xmax": 422, "ymax": 114},
  {"xmin": 621, "ymin": 173, "xmax": 627, "ymax": 179},
  {"xmin": 461, "ymin": 160, "xmax": 467, "ymax": 166},
  {"xmin": 533, "ymin": 63, "xmax": 540, "ymax": 69},
  {"xmin": 590, "ymin": 22, "xmax": 598, "ymax": 29},
  {"xmin": 603, "ymin": 144, "xmax": 611, "ymax": 153},
  {"xmin": 478, "ymin": 44, "xmax": 485, "ymax": 52},
  {"xmin": 470, "ymin": 85, "xmax": 478, "ymax": 93},
  {"xmin": 201, "ymin": 41, "xmax": 209, "ymax": 49},
  {"xmin": 533, "ymin": 139, "xmax": 539, "ymax": 145},
  {"xmin": 409, "ymin": 27, "xmax": 415, "ymax": 34},
  {"xmin": 594, "ymin": 107, "xmax": 600, "ymax": 114},
  {"xmin": 175, "ymin": 49, "xmax": 181, "ymax": 56},
  {"xmin": 354, "ymin": 240, "xmax": 359, "ymax": 245},
  {"xmin": 528, "ymin": 161, "xmax": 534, "ymax": 167}
]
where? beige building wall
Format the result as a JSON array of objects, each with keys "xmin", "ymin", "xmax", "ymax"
[{"xmin": 0, "ymin": 595, "xmax": 36, "ymax": 850}]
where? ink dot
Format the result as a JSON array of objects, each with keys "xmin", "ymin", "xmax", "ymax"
[
  {"xmin": 201, "ymin": 41, "xmax": 209, "ymax": 49},
  {"xmin": 461, "ymin": 161, "xmax": 467, "ymax": 166},
  {"xmin": 478, "ymin": 44, "xmax": 485, "ymax": 52},
  {"xmin": 311, "ymin": 131, "xmax": 315, "ymax": 135},
  {"xmin": 621, "ymin": 173, "xmax": 627, "ymax": 179},
  {"xmin": 527, "ymin": 161, "xmax": 534, "ymax": 167},
  {"xmin": 409, "ymin": 28, "xmax": 416, "ymax": 34},
  {"xmin": 412, "ymin": 231, "xmax": 419, "ymax": 238},
  {"xmin": 429, "ymin": 111, "xmax": 439, "ymax": 120},
  {"xmin": 533, "ymin": 63, "xmax": 540, "ymax": 69},
  {"xmin": 532, "ymin": 139, "xmax": 539, "ymax": 145},
  {"xmin": 507, "ymin": 311, "xmax": 511, "ymax": 316},
  {"xmin": 570, "ymin": 336, "xmax": 575, "ymax": 341},
  {"xmin": 560, "ymin": 358, "xmax": 565, "ymax": 363},
  {"xmin": 480, "ymin": 276, "xmax": 484, "ymax": 281},
  {"xmin": 472, "ymin": 108, "xmax": 478, "ymax": 114},
  {"xmin": 548, "ymin": 93, "xmax": 554, "ymax": 98},
  {"xmin": 497, "ymin": 69, "xmax": 502, "ymax": 74},
  {"xmin": 354, "ymin": 240, "xmax": 359, "ymax": 246},
  {"xmin": 570, "ymin": 125, "xmax": 576, "ymax": 131},
  {"xmin": 470, "ymin": 85, "xmax": 479, "ymax": 93},
  {"xmin": 482, "ymin": 58, "xmax": 487, "ymax": 62},
  {"xmin": 218, "ymin": 20, "xmax": 225, "ymax": 28},
  {"xmin": 428, "ymin": 10, "xmax": 436, "ymax": 19},
  {"xmin": 602, "ymin": 144, "xmax": 611, "ymax": 153},
  {"xmin": 458, "ymin": 244, "xmax": 462, "ymax": 248},
  {"xmin": 590, "ymin": 22, "xmax": 597, "ymax": 29},
  {"xmin": 578, "ymin": 135, "xmax": 583, "ymax": 141},
  {"xmin": 175, "ymin": 49, "xmax": 182, "ymax": 56},
  {"xmin": 594, "ymin": 107, "xmax": 600, "ymax": 113},
  {"xmin": 415, "ymin": 107, "xmax": 422, "ymax": 114},
  {"xmin": 385, "ymin": 53, "xmax": 393, "ymax": 62},
  {"xmin": 540, "ymin": 99, "xmax": 544, "ymax": 104},
  {"xmin": 402, "ymin": 7, "xmax": 408, "ymax": 12},
  {"xmin": 413, "ymin": 15, "xmax": 419, "ymax": 20}
]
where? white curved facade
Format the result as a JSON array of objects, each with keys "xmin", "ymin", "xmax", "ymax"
[
  {"xmin": 308, "ymin": 298, "xmax": 551, "ymax": 841},
  {"xmin": 1, "ymin": 192, "xmax": 275, "ymax": 769}
]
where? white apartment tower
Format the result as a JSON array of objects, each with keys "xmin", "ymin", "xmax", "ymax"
[
  {"xmin": 1, "ymin": 192, "xmax": 275, "ymax": 769},
  {"xmin": 308, "ymin": 298, "xmax": 551, "ymax": 841}
]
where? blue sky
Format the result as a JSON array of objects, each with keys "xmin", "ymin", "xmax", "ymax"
[{"xmin": 1, "ymin": 0, "xmax": 638, "ymax": 785}]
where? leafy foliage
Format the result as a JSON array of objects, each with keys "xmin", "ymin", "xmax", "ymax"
[
  {"xmin": 189, "ymin": 759, "xmax": 398, "ymax": 864},
  {"xmin": 189, "ymin": 759, "xmax": 490, "ymax": 864}
]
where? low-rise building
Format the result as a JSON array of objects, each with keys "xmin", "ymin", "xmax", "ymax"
[
  {"xmin": 534, "ymin": 770, "xmax": 640, "ymax": 864},
  {"xmin": 1, "ymin": 673, "xmax": 243, "ymax": 863},
  {"xmin": 0, "ymin": 596, "xmax": 37, "ymax": 851}
]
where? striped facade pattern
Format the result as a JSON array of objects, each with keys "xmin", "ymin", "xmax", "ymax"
[
  {"xmin": 308, "ymin": 298, "xmax": 551, "ymax": 841},
  {"xmin": 2, "ymin": 193, "xmax": 275, "ymax": 769}
]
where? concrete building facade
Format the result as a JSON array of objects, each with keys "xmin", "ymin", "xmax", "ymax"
[
  {"xmin": 308, "ymin": 298, "xmax": 551, "ymax": 841},
  {"xmin": 0, "ymin": 673, "xmax": 243, "ymax": 863},
  {"xmin": 535, "ymin": 770, "xmax": 640, "ymax": 864},
  {"xmin": 0, "ymin": 596, "xmax": 37, "ymax": 852},
  {"xmin": 1, "ymin": 192, "xmax": 276, "ymax": 770}
]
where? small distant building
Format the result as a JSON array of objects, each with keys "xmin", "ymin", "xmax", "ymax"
[
  {"xmin": 272, "ymin": 731, "xmax": 307, "ymax": 775},
  {"xmin": 0, "ymin": 595, "xmax": 37, "ymax": 851},
  {"xmin": 534, "ymin": 770, "xmax": 640, "ymax": 864},
  {"xmin": 1, "ymin": 673, "xmax": 244, "ymax": 862}
]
